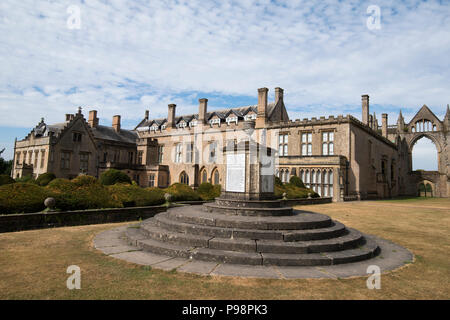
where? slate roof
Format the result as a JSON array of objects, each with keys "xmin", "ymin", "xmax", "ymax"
[
  {"xmin": 91, "ymin": 125, "xmax": 138, "ymax": 144},
  {"xmin": 135, "ymin": 103, "xmax": 276, "ymax": 130},
  {"xmin": 31, "ymin": 118, "xmax": 138, "ymax": 144}
]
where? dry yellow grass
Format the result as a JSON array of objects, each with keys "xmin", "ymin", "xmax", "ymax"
[{"xmin": 0, "ymin": 197, "xmax": 448, "ymax": 299}]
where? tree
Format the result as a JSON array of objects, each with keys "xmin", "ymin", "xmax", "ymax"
[{"xmin": 0, "ymin": 148, "xmax": 13, "ymax": 175}]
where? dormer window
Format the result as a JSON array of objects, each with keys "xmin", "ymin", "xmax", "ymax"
[
  {"xmin": 177, "ymin": 121, "xmax": 187, "ymax": 129},
  {"xmin": 209, "ymin": 118, "xmax": 221, "ymax": 126},
  {"xmin": 226, "ymin": 116, "xmax": 238, "ymax": 125},
  {"xmin": 244, "ymin": 114, "xmax": 256, "ymax": 121},
  {"xmin": 161, "ymin": 124, "xmax": 167, "ymax": 130},
  {"xmin": 189, "ymin": 120, "xmax": 198, "ymax": 127}
]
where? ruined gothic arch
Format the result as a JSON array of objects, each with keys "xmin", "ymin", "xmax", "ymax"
[
  {"xmin": 417, "ymin": 179, "xmax": 435, "ymax": 197},
  {"xmin": 407, "ymin": 132, "xmax": 442, "ymax": 172}
]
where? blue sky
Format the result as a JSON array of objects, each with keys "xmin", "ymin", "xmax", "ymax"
[{"xmin": 0, "ymin": 0, "xmax": 449, "ymax": 170}]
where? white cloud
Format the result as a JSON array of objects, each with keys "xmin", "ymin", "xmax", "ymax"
[{"xmin": 0, "ymin": 0, "xmax": 449, "ymax": 130}]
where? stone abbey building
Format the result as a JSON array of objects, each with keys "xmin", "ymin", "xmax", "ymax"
[{"xmin": 11, "ymin": 87, "xmax": 450, "ymax": 200}]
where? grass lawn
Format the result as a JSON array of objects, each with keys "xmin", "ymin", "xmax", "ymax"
[{"xmin": 0, "ymin": 197, "xmax": 448, "ymax": 299}]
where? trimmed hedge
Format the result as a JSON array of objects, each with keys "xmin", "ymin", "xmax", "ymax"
[
  {"xmin": 164, "ymin": 183, "xmax": 202, "ymax": 202},
  {"xmin": 289, "ymin": 176, "xmax": 305, "ymax": 188},
  {"xmin": 47, "ymin": 175, "xmax": 121, "ymax": 211},
  {"xmin": 0, "ymin": 183, "xmax": 51, "ymax": 214},
  {"xmin": 274, "ymin": 175, "xmax": 283, "ymax": 186},
  {"xmin": 108, "ymin": 183, "xmax": 165, "ymax": 207},
  {"xmin": 197, "ymin": 183, "xmax": 221, "ymax": 201},
  {"xmin": 0, "ymin": 174, "xmax": 15, "ymax": 186},
  {"xmin": 274, "ymin": 183, "xmax": 318, "ymax": 199},
  {"xmin": 35, "ymin": 172, "xmax": 56, "ymax": 186},
  {"xmin": 99, "ymin": 169, "xmax": 131, "ymax": 186}
]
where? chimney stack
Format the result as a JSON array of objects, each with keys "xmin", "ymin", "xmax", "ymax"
[
  {"xmin": 256, "ymin": 87, "xmax": 268, "ymax": 128},
  {"xmin": 65, "ymin": 114, "xmax": 74, "ymax": 122},
  {"xmin": 167, "ymin": 104, "xmax": 176, "ymax": 128},
  {"xmin": 369, "ymin": 114, "xmax": 373, "ymax": 129},
  {"xmin": 275, "ymin": 87, "xmax": 284, "ymax": 104},
  {"xmin": 362, "ymin": 95, "xmax": 369, "ymax": 125},
  {"xmin": 112, "ymin": 115, "xmax": 121, "ymax": 132},
  {"xmin": 199, "ymin": 98, "xmax": 208, "ymax": 124},
  {"xmin": 145, "ymin": 110, "xmax": 149, "ymax": 120},
  {"xmin": 88, "ymin": 110, "xmax": 99, "ymax": 128},
  {"xmin": 382, "ymin": 113, "xmax": 388, "ymax": 137}
]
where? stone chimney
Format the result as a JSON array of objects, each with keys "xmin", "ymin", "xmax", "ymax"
[
  {"xmin": 362, "ymin": 95, "xmax": 369, "ymax": 125},
  {"xmin": 65, "ymin": 114, "xmax": 74, "ymax": 122},
  {"xmin": 167, "ymin": 104, "xmax": 176, "ymax": 128},
  {"xmin": 88, "ymin": 110, "xmax": 99, "ymax": 128},
  {"xmin": 382, "ymin": 113, "xmax": 388, "ymax": 137},
  {"xmin": 199, "ymin": 98, "xmax": 208, "ymax": 125},
  {"xmin": 369, "ymin": 114, "xmax": 373, "ymax": 129},
  {"xmin": 145, "ymin": 110, "xmax": 149, "ymax": 120},
  {"xmin": 256, "ymin": 88, "xmax": 268, "ymax": 128},
  {"xmin": 275, "ymin": 87, "xmax": 284, "ymax": 104},
  {"xmin": 112, "ymin": 115, "xmax": 121, "ymax": 132}
]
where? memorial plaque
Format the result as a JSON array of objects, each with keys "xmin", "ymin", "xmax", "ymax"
[{"xmin": 226, "ymin": 153, "xmax": 246, "ymax": 192}]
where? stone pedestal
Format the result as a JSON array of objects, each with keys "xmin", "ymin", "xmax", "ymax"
[{"xmin": 222, "ymin": 140, "xmax": 276, "ymax": 201}]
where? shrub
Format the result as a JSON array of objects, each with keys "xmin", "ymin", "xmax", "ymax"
[
  {"xmin": 197, "ymin": 183, "xmax": 221, "ymax": 201},
  {"xmin": 0, "ymin": 183, "xmax": 52, "ymax": 214},
  {"xmin": 0, "ymin": 174, "xmax": 15, "ymax": 186},
  {"xmin": 47, "ymin": 176, "xmax": 120, "ymax": 211},
  {"xmin": 99, "ymin": 169, "xmax": 131, "ymax": 186},
  {"xmin": 164, "ymin": 183, "xmax": 202, "ymax": 202},
  {"xmin": 108, "ymin": 183, "xmax": 165, "ymax": 207},
  {"xmin": 35, "ymin": 172, "xmax": 56, "ymax": 186},
  {"xmin": 274, "ymin": 175, "xmax": 283, "ymax": 186},
  {"xmin": 289, "ymin": 176, "xmax": 305, "ymax": 188},
  {"xmin": 72, "ymin": 174, "xmax": 98, "ymax": 186},
  {"xmin": 15, "ymin": 174, "xmax": 35, "ymax": 184},
  {"xmin": 274, "ymin": 183, "xmax": 318, "ymax": 199}
]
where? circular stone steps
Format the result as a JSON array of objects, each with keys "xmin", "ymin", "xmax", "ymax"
[
  {"xmin": 202, "ymin": 202, "xmax": 293, "ymax": 216},
  {"xmin": 167, "ymin": 206, "xmax": 332, "ymax": 230},
  {"xmin": 124, "ymin": 202, "xmax": 381, "ymax": 267}
]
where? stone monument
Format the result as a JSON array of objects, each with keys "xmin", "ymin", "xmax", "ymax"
[{"xmin": 123, "ymin": 124, "xmax": 381, "ymax": 267}]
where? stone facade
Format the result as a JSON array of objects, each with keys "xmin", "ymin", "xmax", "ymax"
[{"xmin": 11, "ymin": 88, "xmax": 450, "ymax": 200}]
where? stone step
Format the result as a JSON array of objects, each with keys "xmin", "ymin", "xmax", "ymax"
[
  {"xmin": 140, "ymin": 221, "xmax": 213, "ymax": 247},
  {"xmin": 282, "ymin": 222, "xmax": 347, "ymax": 241},
  {"xmin": 214, "ymin": 197, "xmax": 285, "ymax": 208},
  {"xmin": 192, "ymin": 248, "xmax": 263, "ymax": 265},
  {"xmin": 136, "ymin": 238, "xmax": 195, "ymax": 259},
  {"xmin": 153, "ymin": 213, "xmax": 345, "ymax": 241},
  {"xmin": 138, "ymin": 222, "xmax": 361, "ymax": 254},
  {"xmin": 203, "ymin": 203, "xmax": 293, "ymax": 216},
  {"xmin": 166, "ymin": 206, "xmax": 332, "ymax": 230},
  {"xmin": 128, "ymin": 227, "xmax": 379, "ymax": 266},
  {"xmin": 256, "ymin": 229, "xmax": 364, "ymax": 254},
  {"xmin": 261, "ymin": 239, "xmax": 380, "ymax": 266}
]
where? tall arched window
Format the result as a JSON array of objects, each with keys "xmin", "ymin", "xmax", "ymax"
[
  {"xmin": 200, "ymin": 168, "xmax": 208, "ymax": 184},
  {"xmin": 212, "ymin": 168, "xmax": 220, "ymax": 185},
  {"xmin": 329, "ymin": 170, "xmax": 334, "ymax": 197},
  {"xmin": 285, "ymin": 169, "xmax": 290, "ymax": 183},
  {"xmin": 317, "ymin": 170, "xmax": 322, "ymax": 196},
  {"xmin": 305, "ymin": 169, "xmax": 310, "ymax": 188},
  {"xmin": 311, "ymin": 170, "xmax": 316, "ymax": 191},
  {"xmin": 180, "ymin": 171, "xmax": 189, "ymax": 185}
]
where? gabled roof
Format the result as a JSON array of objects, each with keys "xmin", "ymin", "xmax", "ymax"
[
  {"xmin": 135, "ymin": 105, "xmax": 264, "ymax": 130},
  {"xmin": 408, "ymin": 104, "xmax": 443, "ymax": 125}
]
